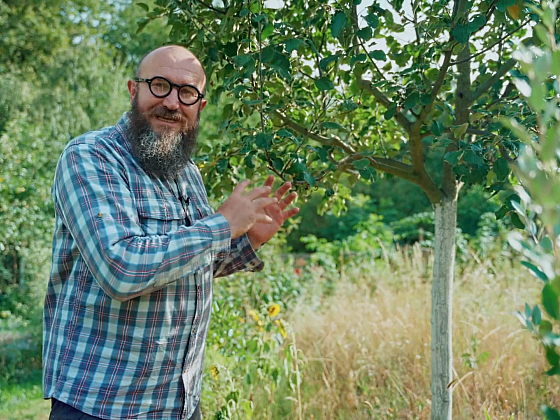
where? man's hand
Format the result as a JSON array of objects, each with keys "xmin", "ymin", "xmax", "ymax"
[
  {"xmin": 216, "ymin": 180, "xmax": 278, "ymax": 239},
  {"xmin": 247, "ymin": 175, "xmax": 299, "ymax": 249}
]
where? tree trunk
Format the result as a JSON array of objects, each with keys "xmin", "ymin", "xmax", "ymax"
[{"xmin": 431, "ymin": 196, "xmax": 457, "ymax": 420}]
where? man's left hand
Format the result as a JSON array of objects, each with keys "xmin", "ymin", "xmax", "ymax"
[{"xmin": 247, "ymin": 175, "xmax": 299, "ymax": 249}]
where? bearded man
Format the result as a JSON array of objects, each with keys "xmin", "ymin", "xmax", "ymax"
[{"xmin": 43, "ymin": 45, "xmax": 298, "ymax": 420}]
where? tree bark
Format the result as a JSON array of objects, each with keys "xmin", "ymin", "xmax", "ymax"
[{"xmin": 431, "ymin": 197, "xmax": 457, "ymax": 420}]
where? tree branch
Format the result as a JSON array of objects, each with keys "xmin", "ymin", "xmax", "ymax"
[
  {"xmin": 450, "ymin": 19, "xmax": 531, "ymax": 66},
  {"xmin": 272, "ymin": 110, "xmax": 357, "ymax": 154},
  {"xmin": 358, "ymin": 79, "xmax": 412, "ymax": 134},
  {"xmin": 197, "ymin": 0, "xmax": 227, "ymax": 14},
  {"xmin": 336, "ymin": 152, "xmax": 417, "ymax": 181},
  {"xmin": 470, "ymin": 58, "xmax": 516, "ymax": 102},
  {"xmin": 412, "ymin": 50, "xmax": 453, "ymax": 132}
]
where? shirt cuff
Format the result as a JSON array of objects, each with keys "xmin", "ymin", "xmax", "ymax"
[
  {"xmin": 238, "ymin": 234, "xmax": 264, "ymax": 272},
  {"xmin": 200, "ymin": 213, "xmax": 232, "ymax": 257}
]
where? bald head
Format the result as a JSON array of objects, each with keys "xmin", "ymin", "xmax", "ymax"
[{"xmin": 135, "ymin": 45, "xmax": 207, "ymax": 94}]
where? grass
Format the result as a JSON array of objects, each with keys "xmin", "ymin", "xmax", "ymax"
[
  {"xmin": 2, "ymin": 248, "xmax": 560, "ymax": 419},
  {"xmin": 0, "ymin": 369, "xmax": 49, "ymax": 420},
  {"xmin": 269, "ymin": 250, "xmax": 560, "ymax": 419}
]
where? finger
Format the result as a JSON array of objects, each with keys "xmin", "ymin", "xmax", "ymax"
[
  {"xmin": 255, "ymin": 214, "xmax": 274, "ymax": 224},
  {"xmin": 245, "ymin": 186, "xmax": 272, "ymax": 201},
  {"xmin": 282, "ymin": 207, "xmax": 300, "ymax": 221},
  {"xmin": 278, "ymin": 192, "xmax": 297, "ymax": 211},
  {"xmin": 232, "ymin": 180, "xmax": 251, "ymax": 195},
  {"xmin": 273, "ymin": 182, "xmax": 292, "ymax": 200},
  {"xmin": 252, "ymin": 197, "xmax": 278, "ymax": 210},
  {"xmin": 263, "ymin": 175, "xmax": 274, "ymax": 188}
]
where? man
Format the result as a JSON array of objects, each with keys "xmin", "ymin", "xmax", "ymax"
[{"xmin": 43, "ymin": 45, "xmax": 299, "ymax": 420}]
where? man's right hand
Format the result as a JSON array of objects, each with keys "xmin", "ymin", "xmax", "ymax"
[{"xmin": 216, "ymin": 180, "xmax": 278, "ymax": 239}]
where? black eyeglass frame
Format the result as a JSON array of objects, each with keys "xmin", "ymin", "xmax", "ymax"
[{"xmin": 133, "ymin": 76, "xmax": 205, "ymax": 106}]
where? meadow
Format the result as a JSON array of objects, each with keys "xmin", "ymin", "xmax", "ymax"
[{"xmin": 2, "ymin": 242, "xmax": 557, "ymax": 419}]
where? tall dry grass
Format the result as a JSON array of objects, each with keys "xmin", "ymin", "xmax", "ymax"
[{"xmin": 287, "ymin": 247, "xmax": 560, "ymax": 419}]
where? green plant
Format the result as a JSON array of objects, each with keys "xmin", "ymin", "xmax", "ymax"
[{"xmin": 503, "ymin": 1, "xmax": 560, "ymax": 416}]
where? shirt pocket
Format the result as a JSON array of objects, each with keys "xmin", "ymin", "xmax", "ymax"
[
  {"xmin": 136, "ymin": 198, "xmax": 186, "ymax": 235},
  {"xmin": 194, "ymin": 202, "xmax": 215, "ymax": 221}
]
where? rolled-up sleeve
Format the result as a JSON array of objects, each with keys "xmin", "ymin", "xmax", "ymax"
[
  {"xmin": 53, "ymin": 141, "xmax": 232, "ymax": 301},
  {"xmin": 213, "ymin": 234, "xmax": 264, "ymax": 278}
]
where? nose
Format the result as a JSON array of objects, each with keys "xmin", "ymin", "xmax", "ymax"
[{"xmin": 162, "ymin": 87, "xmax": 181, "ymax": 110}]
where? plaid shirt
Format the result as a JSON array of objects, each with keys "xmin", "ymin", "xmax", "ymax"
[{"xmin": 43, "ymin": 114, "xmax": 263, "ymax": 419}]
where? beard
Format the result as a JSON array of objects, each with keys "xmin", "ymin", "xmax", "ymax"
[{"xmin": 126, "ymin": 95, "xmax": 199, "ymax": 179}]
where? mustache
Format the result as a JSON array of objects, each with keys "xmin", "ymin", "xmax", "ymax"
[{"xmin": 148, "ymin": 106, "xmax": 185, "ymax": 123}]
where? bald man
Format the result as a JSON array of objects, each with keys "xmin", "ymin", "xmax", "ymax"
[{"xmin": 43, "ymin": 46, "xmax": 298, "ymax": 420}]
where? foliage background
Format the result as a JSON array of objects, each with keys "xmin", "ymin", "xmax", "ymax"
[{"xmin": 1, "ymin": 0, "xmax": 557, "ymax": 418}]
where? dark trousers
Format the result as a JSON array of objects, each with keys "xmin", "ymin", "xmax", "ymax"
[{"xmin": 49, "ymin": 398, "xmax": 202, "ymax": 420}]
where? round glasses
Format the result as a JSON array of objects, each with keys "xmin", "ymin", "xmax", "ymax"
[{"xmin": 134, "ymin": 76, "xmax": 204, "ymax": 106}]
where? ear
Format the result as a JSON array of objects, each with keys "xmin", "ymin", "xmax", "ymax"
[
  {"xmin": 199, "ymin": 98, "xmax": 208, "ymax": 112},
  {"xmin": 127, "ymin": 80, "xmax": 137, "ymax": 104}
]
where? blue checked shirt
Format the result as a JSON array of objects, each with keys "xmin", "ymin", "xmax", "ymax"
[{"xmin": 43, "ymin": 114, "xmax": 263, "ymax": 419}]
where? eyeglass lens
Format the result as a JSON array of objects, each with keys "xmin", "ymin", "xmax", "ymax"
[{"xmin": 149, "ymin": 77, "xmax": 199, "ymax": 105}]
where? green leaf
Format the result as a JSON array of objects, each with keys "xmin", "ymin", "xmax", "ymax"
[
  {"xmin": 353, "ymin": 158, "xmax": 370, "ymax": 170},
  {"xmin": 216, "ymin": 158, "xmax": 229, "ymax": 173},
  {"xmin": 261, "ymin": 23, "xmax": 274, "ymax": 40},
  {"xmin": 303, "ymin": 172, "xmax": 316, "ymax": 186},
  {"xmin": 404, "ymin": 92, "xmax": 419, "ymax": 109},
  {"xmin": 546, "ymin": 346, "xmax": 560, "ymax": 368},
  {"xmin": 463, "ymin": 149, "xmax": 483, "ymax": 165},
  {"xmin": 321, "ymin": 121, "xmax": 346, "ymax": 130},
  {"xmin": 542, "ymin": 406, "xmax": 560, "ymax": 419},
  {"xmin": 239, "ymin": 8, "xmax": 250, "ymax": 17},
  {"xmin": 364, "ymin": 14, "xmax": 379, "ymax": 29},
  {"xmin": 272, "ymin": 157, "xmax": 284, "ymax": 171},
  {"xmin": 331, "ymin": 11, "xmax": 347, "ymax": 39},
  {"xmin": 384, "ymin": 105, "xmax": 397, "ymax": 120},
  {"xmin": 342, "ymin": 100, "xmax": 359, "ymax": 111},
  {"xmin": 510, "ymin": 212, "xmax": 525, "ymax": 229},
  {"xmin": 136, "ymin": 2, "xmax": 150, "ymax": 12},
  {"xmin": 136, "ymin": 18, "xmax": 151, "ymax": 34},
  {"xmin": 315, "ymin": 77, "xmax": 334, "ymax": 91},
  {"xmin": 543, "ymin": 283, "xmax": 560, "ymax": 320},
  {"xmin": 420, "ymin": 94, "xmax": 432, "ymax": 106},
  {"xmin": 369, "ymin": 50, "xmax": 387, "ymax": 61},
  {"xmin": 494, "ymin": 158, "xmax": 509, "ymax": 181},
  {"xmin": 256, "ymin": 132, "xmax": 273, "ymax": 150},
  {"xmin": 244, "ymin": 153, "xmax": 255, "ymax": 169},
  {"xmin": 356, "ymin": 27, "xmax": 373, "ymax": 40},
  {"xmin": 360, "ymin": 168, "xmax": 374, "ymax": 180},
  {"xmin": 495, "ymin": 205, "xmax": 508, "ymax": 220},
  {"xmin": 430, "ymin": 120, "xmax": 443, "ymax": 136},
  {"xmin": 521, "ymin": 261, "xmax": 549, "ymax": 281},
  {"xmin": 208, "ymin": 48, "xmax": 220, "ymax": 62},
  {"xmin": 233, "ymin": 54, "xmax": 253, "ymax": 67},
  {"xmin": 451, "ymin": 123, "xmax": 469, "ymax": 139},
  {"xmin": 444, "ymin": 151, "xmax": 462, "ymax": 165},
  {"xmin": 467, "ymin": 15, "xmax": 487, "ymax": 33},
  {"xmin": 452, "ymin": 25, "xmax": 470, "ymax": 43},
  {"xmin": 276, "ymin": 129, "xmax": 294, "ymax": 138},
  {"xmin": 285, "ymin": 38, "xmax": 306, "ymax": 53},
  {"xmin": 496, "ymin": 0, "xmax": 517, "ymax": 12},
  {"xmin": 540, "ymin": 320, "xmax": 553, "ymax": 337},
  {"xmin": 532, "ymin": 305, "xmax": 542, "ymax": 325},
  {"xmin": 319, "ymin": 54, "xmax": 340, "ymax": 71},
  {"xmin": 350, "ymin": 54, "xmax": 367, "ymax": 66}
]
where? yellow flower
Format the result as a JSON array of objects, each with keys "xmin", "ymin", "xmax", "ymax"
[
  {"xmin": 275, "ymin": 320, "xmax": 287, "ymax": 339},
  {"xmin": 268, "ymin": 304, "xmax": 281, "ymax": 318},
  {"xmin": 210, "ymin": 365, "xmax": 219, "ymax": 380},
  {"xmin": 249, "ymin": 309, "xmax": 259, "ymax": 322}
]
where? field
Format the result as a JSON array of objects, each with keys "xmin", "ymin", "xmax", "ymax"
[{"xmin": 2, "ymin": 249, "xmax": 558, "ymax": 419}]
